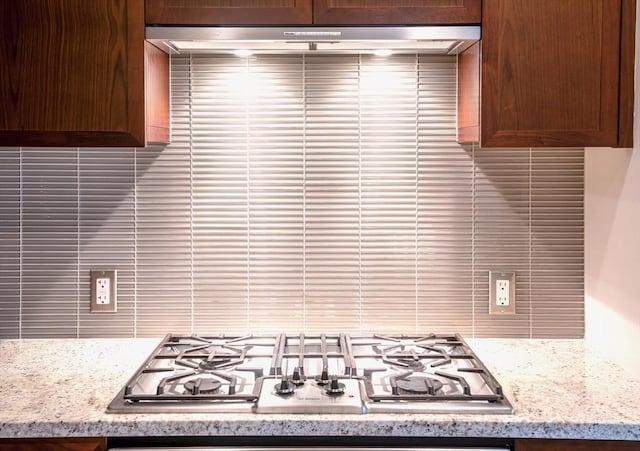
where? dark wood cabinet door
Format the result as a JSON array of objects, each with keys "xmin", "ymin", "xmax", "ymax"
[
  {"xmin": 515, "ymin": 439, "xmax": 640, "ymax": 451},
  {"xmin": 0, "ymin": 437, "xmax": 106, "ymax": 451},
  {"xmin": 0, "ymin": 0, "xmax": 167, "ymax": 147},
  {"xmin": 146, "ymin": 0, "xmax": 313, "ymax": 25},
  {"xmin": 313, "ymin": 0, "xmax": 481, "ymax": 25},
  {"xmin": 481, "ymin": 0, "xmax": 624, "ymax": 147}
]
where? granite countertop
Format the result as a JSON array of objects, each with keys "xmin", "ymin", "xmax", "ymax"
[{"xmin": 0, "ymin": 337, "xmax": 638, "ymax": 441}]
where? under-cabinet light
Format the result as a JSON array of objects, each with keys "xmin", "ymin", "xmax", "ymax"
[
  {"xmin": 372, "ymin": 49, "xmax": 394, "ymax": 57},
  {"xmin": 233, "ymin": 49, "xmax": 254, "ymax": 57}
]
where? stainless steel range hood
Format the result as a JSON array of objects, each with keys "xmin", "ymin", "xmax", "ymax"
[{"xmin": 146, "ymin": 26, "xmax": 480, "ymax": 55}]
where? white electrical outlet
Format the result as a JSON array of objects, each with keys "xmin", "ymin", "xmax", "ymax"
[
  {"xmin": 96, "ymin": 278, "xmax": 110, "ymax": 305},
  {"xmin": 90, "ymin": 270, "xmax": 117, "ymax": 313},
  {"xmin": 496, "ymin": 279, "xmax": 510, "ymax": 306},
  {"xmin": 489, "ymin": 271, "xmax": 516, "ymax": 315}
]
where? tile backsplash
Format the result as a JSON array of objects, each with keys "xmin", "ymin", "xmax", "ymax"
[{"xmin": 0, "ymin": 54, "xmax": 584, "ymax": 339}]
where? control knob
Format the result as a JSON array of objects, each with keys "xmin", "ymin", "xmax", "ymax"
[
  {"xmin": 325, "ymin": 375, "xmax": 346, "ymax": 395},
  {"xmin": 291, "ymin": 366, "xmax": 306, "ymax": 386},
  {"xmin": 315, "ymin": 367, "xmax": 330, "ymax": 386},
  {"xmin": 274, "ymin": 377, "xmax": 295, "ymax": 396}
]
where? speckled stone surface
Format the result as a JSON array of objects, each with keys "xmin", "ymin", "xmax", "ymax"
[{"xmin": 0, "ymin": 338, "xmax": 638, "ymax": 440}]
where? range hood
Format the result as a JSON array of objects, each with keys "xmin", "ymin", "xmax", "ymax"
[{"xmin": 146, "ymin": 26, "xmax": 480, "ymax": 55}]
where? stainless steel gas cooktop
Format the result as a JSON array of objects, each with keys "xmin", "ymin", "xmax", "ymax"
[{"xmin": 107, "ymin": 333, "xmax": 513, "ymax": 415}]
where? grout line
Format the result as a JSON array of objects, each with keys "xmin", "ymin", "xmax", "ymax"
[
  {"xmin": 357, "ymin": 53, "xmax": 363, "ymax": 332},
  {"xmin": 471, "ymin": 143, "xmax": 476, "ymax": 338},
  {"xmin": 455, "ymin": 52, "xmax": 459, "ymax": 143},
  {"xmin": 76, "ymin": 147, "xmax": 80, "ymax": 339},
  {"xmin": 302, "ymin": 54, "xmax": 307, "ymax": 332},
  {"xmin": 414, "ymin": 53, "xmax": 419, "ymax": 335},
  {"xmin": 529, "ymin": 148, "xmax": 533, "ymax": 339},
  {"xmin": 245, "ymin": 55, "xmax": 251, "ymax": 333},
  {"xmin": 133, "ymin": 146, "xmax": 138, "ymax": 338},
  {"xmin": 189, "ymin": 53, "xmax": 195, "ymax": 335},
  {"xmin": 18, "ymin": 148, "xmax": 23, "ymax": 339}
]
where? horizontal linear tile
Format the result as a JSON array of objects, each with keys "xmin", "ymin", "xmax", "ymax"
[
  {"xmin": 0, "ymin": 149, "xmax": 20, "ymax": 338},
  {"xmin": 78, "ymin": 148, "xmax": 135, "ymax": 338},
  {"xmin": 0, "ymin": 56, "xmax": 585, "ymax": 339},
  {"xmin": 21, "ymin": 148, "xmax": 78, "ymax": 338},
  {"xmin": 531, "ymin": 149, "xmax": 584, "ymax": 338}
]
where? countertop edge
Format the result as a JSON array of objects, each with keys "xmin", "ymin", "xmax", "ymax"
[{"xmin": 1, "ymin": 419, "xmax": 639, "ymax": 441}]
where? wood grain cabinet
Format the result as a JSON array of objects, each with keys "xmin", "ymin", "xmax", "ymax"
[
  {"xmin": 313, "ymin": 0, "xmax": 481, "ymax": 25},
  {"xmin": 145, "ymin": 0, "xmax": 313, "ymax": 25},
  {"xmin": 0, "ymin": 0, "xmax": 169, "ymax": 147},
  {"xmin": 145, "ymin": 0, "xmax": 479, "ymax": 25},
  {"xmin": 515, "ymin": 439, "xmax": 640, "ymax": 451},
  {"xmin": 0, "ymin": 437, "xmax": 106, "ymax": 451},
  {"xmin": 459, "ymin": 0, "xmax": 636, "ymax": 148}
]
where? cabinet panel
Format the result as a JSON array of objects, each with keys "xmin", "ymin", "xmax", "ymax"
[
  {"xmin": 457, "ymin": 41, "xmax": 480, "ymax": 143},
  {"xmin": 618, "ymin": 0, "xmax": 636, "ymax": 147},
  {"xmin": 0, "ymin": 0, "xmax": 157, "ymax": 147},
  {"xmin": 145, "ymin": 42, "xmax": 170, "ymax": 144},
  {"xmin": 515, "ymin": 439, "xmax": 640, "ymax": 451},
  {"xmin": 0, "ymin": 438, "xmax": 106, "ymax": 451},
  {"xmin": 313, "ymin": 0, "xmax": 481, "ymax": 24},
  {"xmin": 481, "ymin": 0, "xmax": 622, "ymax": 147},
  {"xmin": 146, "ymin": 0, "xmax": 313, "ymax": 24}
]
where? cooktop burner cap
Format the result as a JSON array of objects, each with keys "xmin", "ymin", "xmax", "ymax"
[
  {"xmin": 396, "ymin": 376, "xmax": 443, "ymax": 395},
  {"xmin": 184, "ymin": 378, "xmax": 222, "ymax": 394}
]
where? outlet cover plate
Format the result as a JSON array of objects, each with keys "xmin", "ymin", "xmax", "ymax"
[
  {"xmin": 489, "ymin": 271, "xmax": 516, "ymax": 315},
  {"xmin": 90, "ymin": 269, "xmax": 117, "ymax": 313}
]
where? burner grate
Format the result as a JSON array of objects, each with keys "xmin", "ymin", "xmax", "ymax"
[{"xmin": 348, "ymin": 333, "xmax": 508, "ymax": 404}]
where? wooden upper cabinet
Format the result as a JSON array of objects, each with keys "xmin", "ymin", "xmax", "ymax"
[
  {"xmin": 0, "ymin": 437, "xmax": 106, "ymax": 451},
  {"xmin": 0, "ymin": 0, "xmax": 169, "ymax": 147},
  {"xmin": 478, "ymin": 0, "xmax": 631, "ymax": 148},
  {"xmin": 145, "ymin": 0, "xmax": 313, "ymax": 25},
  {"xmin": 313, "ymin": 0, "xmax": 481, "ymax": 25}
]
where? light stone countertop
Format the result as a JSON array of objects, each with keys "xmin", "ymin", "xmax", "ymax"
[{"xmin": 0, "ymin": 337, "xmax": 638, "ymax": 440}]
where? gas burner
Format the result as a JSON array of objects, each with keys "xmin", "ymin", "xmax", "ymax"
[
  {"xmin": 325, "ymin": 376, "xmax": 345, "ymax": 395},
  {"xmin": 174, "ymin": 340, "xmax": 251, "ymax": 372},
  {"xmin": 382, "ymin": 352, "xmax": 426, "ymax": 371},
  {"xmin": 274, "ymin": 378, "xmax": 296, "ymax": 396},
  {"xmin": 183, "ymin": 378, "xmax": 222, "ymax": 394},
  {"xmin": 198, "ymin": 358, "xmax": 232, "ymax": 371},
  {"xmin": 380, "ymin": 345, "xmax": 451, "ymax": 369},
  {"xmin": 398, "ymin": 358, "xmax": 426, "ymax": 371},
  {"xmin": 394, "ymin": 375, "xmax": 443, "ymax": 395}
]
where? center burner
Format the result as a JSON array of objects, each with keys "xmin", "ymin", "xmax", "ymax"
[{"xmin": 107, "ymin": 332, "xmax": 513, "ymax": 415}]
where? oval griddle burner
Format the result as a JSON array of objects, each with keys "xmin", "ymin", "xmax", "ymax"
[
  {"xmin": 184, "ymin": 378, "xmax": 222, "ymax": 394},
  {"xmin": 396, "ymin": 376, "xmax": 443, "ymax": 395}
]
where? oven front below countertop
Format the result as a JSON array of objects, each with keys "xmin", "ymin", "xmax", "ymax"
[
  {"xmin": 111, "ymin": 447, "xmax": 510, "ymax": 451},
  {"xmin": 107, "ymin": 438, "xmax": 515, "ymax": 450}
]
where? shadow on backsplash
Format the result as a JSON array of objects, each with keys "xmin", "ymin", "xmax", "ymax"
[{"xmin": 0, "ymin": 54, "xmax": 584, "ymax": 339}]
